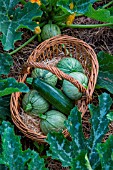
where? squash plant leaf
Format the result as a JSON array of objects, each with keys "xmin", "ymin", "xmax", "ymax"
[
  {"xmin": 0, "ymin": 96, "xmax": 11, "ymax": 120},
  {"xmin": 87, "ymin": 92, "xmax": 112, "ymax": 169},
  {"xmin": 28, "ymin": 151, "xmax": 47, "ymax": 170},
  {"xmin": 85, "ymin": 5, "xmax": 113, "ymax": 23},
  {"xmin": 96, "ymin": 51, "xmax": 113, "ymax": 94},
  {"xmin": 96, "ymin": 135, "xmax": 113, "ymax": 170},
  {"xmin": 0, "ymin": 121, "xmax": 46, "ymax": 170},
  {"xmin": 47, "ymin": 132, "xmax": 73, "ymax": 167},
  {"xmin": 0, "ymin": 0, "xmax": 43, "ymax": 51},
  {"xmin": 47, "ymin": 93, "xmax": 112, "ymax": 169},
  {"xmin": 0, "ymin": 78, "xmax": 29, "ymax": 97},
  {"xmin": 71, "ymin": 152, "xmax": 92, "ymax": 170},
  {"xmin": 57, "ymin": 0, "xmax": 97, "ymax": 14},
  {"xmin": 0, "ymin": 53, "xmax": 13, "ymax": 75}
]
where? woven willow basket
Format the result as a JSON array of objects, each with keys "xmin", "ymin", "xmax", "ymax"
[{"xmin": 10, "ymin": 35, "xmax": 99, "ymax": 143}]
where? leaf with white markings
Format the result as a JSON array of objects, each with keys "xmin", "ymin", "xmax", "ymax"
[
  {"xmin": 0, "ymin": 121, "xmax": 47, "ymax": 170},
  {"xmin": 47, "ymin": 93, "xmax": 112, "ymax": 169},
  {"xmin": 47, "ymin": 132, "xmax": 73, "ymax": 167},
  {"xmin": 28, "ymin": 151, "xmax": 46, "ymax": 170},
  {"xmin": 87, "ymin": 93, "xmax": 112, "ymax": 169},
  {"xmin": 0, "ymin": 0, "xmax": 42, "ymax": 51}
]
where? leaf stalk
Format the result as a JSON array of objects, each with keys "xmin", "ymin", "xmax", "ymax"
[
  {"xmin": 58, "ymin": 23, "xmax": 113, "ymax": 29},
  {"xmin": 9, "ymin": 34, "xmax": 37, "ymax": 55}
]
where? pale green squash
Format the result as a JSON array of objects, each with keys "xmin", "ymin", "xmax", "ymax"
[
  {"xmin": 40, "ymin": 110, "xmax": 67, "ymax": 135},
  {"xmin": 62, "ymin": 72, "xmax": 88, "ymax": 100},
  {"xmin": 31, "ymin": 68, "xmax": 58, "ymax": 86},
  {"xmin": 57, "ymin": 57, "xmax": 84, "ymax": 74},
  {"xmin": 22, "ymin": 90, "xmax": 49, "ymax": 116}
]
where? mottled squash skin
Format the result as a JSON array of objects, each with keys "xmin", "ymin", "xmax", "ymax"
[
  {"xmin": 41, "ymin": 24, "xmax": 61, "ymax": 40},
  {"xmin": 31, "ymin": 68, "xmax": 58, "ymax": 86},
  {"xmin": 62, "ymin": 72, "xmax": 88, "ymax": 100},
  {"xmin": 22, "ymin": 90, "xmax": 49, "ymax": 116},
  {"xmin": 57, "ymin": 57, "xmax": 84, "ymax": 74},
  {"xmin": 40, "ymin": 110, "xmax": 67, "ymax": 135}
]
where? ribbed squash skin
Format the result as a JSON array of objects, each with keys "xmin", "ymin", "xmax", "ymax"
[
  {"xmin": 40, "ymin": 110, "xmax": 67, "ymax": 135},
  {"xmin": 31, "ymin": 68, "xmax": 58, "ymax": 86},
  {"xmin": 22, "ymin": 90, "xmax": 49, "ymax": 115},
  {"xmin": 57, "ymin": 57, "xmax": 84, "ymax": 74},
  {"xmin": 62, "ymin": 72, "xmax": 88, "ymax": 100},
  {"xmin": 41, "ymin": 24, "xmax": 61, "ymax": 40}
]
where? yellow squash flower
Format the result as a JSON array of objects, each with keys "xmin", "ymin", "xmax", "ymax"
[
  {"xmin": 66, "ymin": 13, "xmax": 76, "ymax": 25},
  {"xmin": 69, "ymin": 2, "xmax": 74, "ymax": 10},
  {"xmin": 30, "ymin": 0, "xmax": 41, "ymax": 6},
  {"xmin": 34, "ymin": 25, "xmax": 41, "ymax": 34}
]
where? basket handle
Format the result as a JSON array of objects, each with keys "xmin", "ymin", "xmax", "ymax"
[{"xmin": 23, "ymin": 61, "xmax": 88, "ymax": 94}]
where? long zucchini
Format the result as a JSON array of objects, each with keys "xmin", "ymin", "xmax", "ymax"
[{"xmin": 32, "ymin": 78, "xmax": 74, "ymax": 115}]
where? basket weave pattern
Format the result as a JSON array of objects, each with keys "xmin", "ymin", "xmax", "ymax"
[{"xmin": 10, "ymin": 35, "xmax": 99, "ymax": 143}]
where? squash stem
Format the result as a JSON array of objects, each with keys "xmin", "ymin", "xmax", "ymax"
[
  {"xmin": 58, "ymin": 23, "xmax": 113, "ymax": 29},
  {"xmin": 39, "ymin": 114, "xmax": 47, "ymax": 120},
  {"xmin": 25, "ymin": 103, "xmax": 32, "ymax": 112},
  {"xmin": 9, "ymin": 34, "xmax": 37, "ymax": 56}
]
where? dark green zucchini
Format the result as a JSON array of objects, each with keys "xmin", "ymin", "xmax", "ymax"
[{"xmin": 32, "ymin": 78, "xmax": 74, "ymax": 115}]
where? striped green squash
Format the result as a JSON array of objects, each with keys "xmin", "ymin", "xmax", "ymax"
[{"xmin": 41, "ymin": 24, "xmax": 61, "ymax": 40}]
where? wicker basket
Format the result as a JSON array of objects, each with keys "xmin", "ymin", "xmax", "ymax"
[{"xmin": 10, "ymin": 35, "xmax": 99, "ymax": 143}]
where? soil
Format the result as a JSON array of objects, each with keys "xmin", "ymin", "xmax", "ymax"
[{"xmin": 1, "ymin": 1, "xmax": 113, "ymax": 169}]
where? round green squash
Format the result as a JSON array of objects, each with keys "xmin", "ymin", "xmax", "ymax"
[
  {"xmin": 22, "ymin": 90, "xmax": 49, "ymax": 116},
  {"xmin": 40, "ymin": 110, "xmax": 67, "ymax": 135},
  {"xmin": 57, "ymin": 57, "xmax": 84, "ymax": 74},
  {"xmin": 31, "ymin": 68, "xmax": 58, "ymax": 86},
  {"xmin": 41, "ymin": 24, "xmax": 61, "ymax": 41},
  {"xmin": 62, "ymin": 72, "xmax": 88, "ymax": 100}
]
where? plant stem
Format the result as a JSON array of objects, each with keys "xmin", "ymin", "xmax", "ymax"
[
  {"xmin": 58, "ymin": 23, "xmax": 113, "ymax": 29},
  {"xmin": 9, "ymin": 34, "xmax": 37, "ymax": 55},
  {"xmin": 102, "ymin": 0, "xmax": 113, "ymax": 9}
]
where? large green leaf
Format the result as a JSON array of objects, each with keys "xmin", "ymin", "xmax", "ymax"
[
  {"xmin": 47, "ymin": 93, "xmax": 112, "ymax": 169},
  {"xmin": 65, "ymin": 106, "xmax": 86, "ymax": 152},
  {"xmin": 96, "ymin": 51, "xmax": 113, "ymax": 94},
  {"xmin": 87, "ymin": 93, "xmax": 112, "ymax": 169},
  {"xmin": 96, "ymin": 135, "xmax": 113, "ymax": 170},
  {"xmin": 0, "ymin": 0, "xmax": 42, "ymax": 51},
  {"xmin": 85, "ymin": 5, "xmax": 113, "ymax": 23},
  {"xmin": 0, "ymin": 78, "xmax": 29, "ymax": 96},
  {"xmin": 0, "ymin": 122, "xmax": 32, "ymax": 170},
  {"xmin": 57, "ymin": 0, "xmax": 97, "ymax": 14},
  {"xmin": 0, "ymin": 121, "xmax": 46, "ymax": 170},
  {"xmin": 0, "ymin": 53, "xmax": 13, "ymax": 75},
  {"xmin": 47, "ymin": 132, "xmax": 73, "ymax": 167}
]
